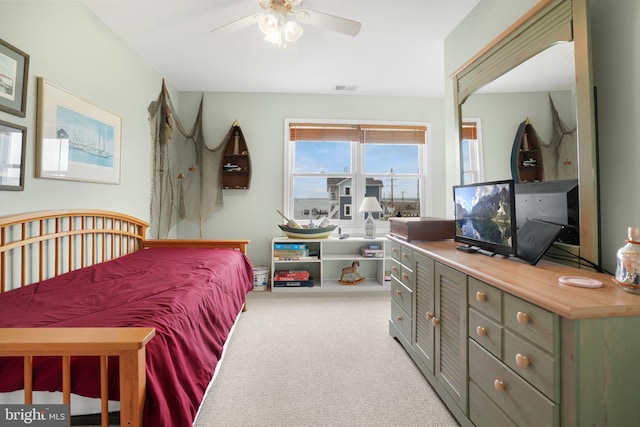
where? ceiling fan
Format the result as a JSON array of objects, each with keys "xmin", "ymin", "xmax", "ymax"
[{"xmin": 210, "ymin": 0, "xmax": 362, "ymax": 46}]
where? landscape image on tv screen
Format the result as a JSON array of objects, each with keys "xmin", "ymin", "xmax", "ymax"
[{"xmin": 454, "ymin": 181, "xmax": 514, "ymax": 249}]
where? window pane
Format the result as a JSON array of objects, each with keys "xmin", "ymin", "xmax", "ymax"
[
  {"xmin": 364, "ymin": 144, "xmax": 419, "ymax": 174},
  {"xmin": 461, "ymin": 140, "xmax": 471, "ymax": 170},
  {"xmin": 462, "ymin": 172, "xmax": 475, "ymax": 185},
  {"xmin": 375, "ymin": 176, "xmax": 421, "ymax": 218},
  {"xmin": 293, "ymin": 177, "xmax": 351, "ymax": 220},
  {"xmin": 294, "ymin": 141, "xmax": 351, "ymax": 173}
]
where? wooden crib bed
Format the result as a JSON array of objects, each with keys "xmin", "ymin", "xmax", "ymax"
[{"xmin": 0, "ymin": 210, "xmax": 253, "ymax": 427}]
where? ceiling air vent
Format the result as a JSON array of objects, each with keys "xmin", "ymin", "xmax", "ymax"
[{"xmin": 333, "ymin": 85, "xmax": 357, "ymax": 92}]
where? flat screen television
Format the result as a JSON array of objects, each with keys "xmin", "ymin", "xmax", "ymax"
[{"xmin": 453, "ymin": 179, "xmax": 517, "ymax": 257}]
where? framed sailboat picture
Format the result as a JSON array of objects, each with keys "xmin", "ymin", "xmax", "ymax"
[
  {"xmin": 0, "ymin": 39, "xmax": 29, "ymax": 117},
  {"xmin": 36, "ymin": 77, "xmax": 121, "ymax": 184}
]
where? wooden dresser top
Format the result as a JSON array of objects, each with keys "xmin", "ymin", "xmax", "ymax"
[{"xmin": 392, "ymin": 237, "xmax": 640, "ymax": 320}]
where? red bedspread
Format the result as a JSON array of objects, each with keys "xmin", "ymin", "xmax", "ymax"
[{"xmin": 0, "ymin": 247, "xmax": 254, "ymax": 427}]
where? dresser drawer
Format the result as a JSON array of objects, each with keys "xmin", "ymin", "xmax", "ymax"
[
  {"xmin": 390, "ymin": 260, "xmax": 402, "ymax": 280},
  {"xmin": 399, "ymin": 264, "xmax": 413, "ymax": 288},
  {"xmin": 469, "ymin": 380, "xmax": 517, "ymax": 427},
  {"xmin": 469, "ymin": 308, "xmax": 503, "ymax": 358},
  {"xmin": 391, "ymin": 276, "xmax": 412, "ymax": 315},
  {"xmin": 400, "ymin": 246, "xmax": 413, "ymax": 267},
  {"xmin": 504, "ymin": 330, "xmax": 557, "ymax": 401},
  {"xmin": 391, "ymin": 299, "xmax": 411, "ymax": 341},
  {"xmin": 390, "ymin": 241, "xmax": 402, "ymax": 263},
  {"xmin": 469, "ymin": 340, "xmax": 558, "ymax": 427},
  {"xmin": 504, "ymin": 293, "xmax": 556, "ymax": 353},
  {"xmin": 468, "ymin": 277, "xmax": 502, "ymax": 321}
]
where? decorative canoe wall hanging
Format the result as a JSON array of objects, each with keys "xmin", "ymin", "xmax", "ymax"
[
  {"xmin": 510, "ymin": 118, "xmax": 544, "ymax": 183},
  {"xmin": 221, "ymin": 119, "xmax": 251, "ymax": 190}
]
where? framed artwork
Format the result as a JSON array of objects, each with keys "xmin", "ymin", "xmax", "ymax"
[
  {"xmin": 0, "ymin": 39, "xmax": 29, "ymax": 117},
  {"xmin": 0, "ymin": 119, "xmax": 26, "ymax": 191},
  {"xmin": 36, "ymin": 78, "xmax": 122, "ymax": 184}
]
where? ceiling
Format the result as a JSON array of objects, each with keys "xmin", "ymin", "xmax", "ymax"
[{"xmin": 82, "ymin": 0, "xmax": 483, "ymax": 98}]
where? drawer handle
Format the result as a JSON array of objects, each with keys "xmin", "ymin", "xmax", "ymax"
[
  {"xmin": 391, "ymin": 266, "xmax": 399, "ymax": 273},
  {"xmin": 395, "ymin": 289, "xmax": 402, "ymax": 296},
  {"xmin": 392, "ymin": 247, "xmax": 399, "ymax": 254},
  {"xmin": 515, "ymin": 353, "xmax": 530, "ymax": 369},
  {"xmin": 402, "ymin": 253, "xmax": 410, "ymax": 259},
  {"xmin": 476, "ymin": 326, "xmax": 487, "ymax": 337},
  {"xmin": 402, "ymin": 272, "xmax": 409, "ymax": 280},
  {"xmin": 494, "ymin": 379, "xmax": 506, "ymax": 392},
  {"xmin": 516, "ymin": 311, "xmax": 530, "ymax": 324},
  {"xmin": 476, "ymin": 291, "xmax": 486, "ymax": 302},
  {"xmin": 396, "ymin": 315, "xmax": 403, "ymax": 321}
]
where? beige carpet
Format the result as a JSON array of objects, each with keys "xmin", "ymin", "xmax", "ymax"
[{"xmin": 194, "ymin": 290, "xmax": 459, "ymax": 427}]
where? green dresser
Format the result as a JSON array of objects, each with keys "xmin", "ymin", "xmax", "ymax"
[{"xmin": 388, "ymin": 237, "xmax": 640, "ymax": 427}]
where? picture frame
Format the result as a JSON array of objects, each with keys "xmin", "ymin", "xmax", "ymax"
[
  {"xmin": 0, "ymin": 39, "xmax": 29, "ymax": 117},
  {"xmin": 0, "ymin": 119, "xmax": 26, "ymax": 191},
  {"xmin": 36, "ymin": 78, "xmax": 122, "ymax": 184}
]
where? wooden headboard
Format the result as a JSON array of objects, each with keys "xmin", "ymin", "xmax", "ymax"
[
  {"xmin": 0, "ymin": 209, "xmax": 148, "ymax": 293},
  {"xmin": 0, "ymin": 209, "xmax": 250, "ymax": 294}
]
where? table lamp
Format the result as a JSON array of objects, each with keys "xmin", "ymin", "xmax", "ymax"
[{"xmin": 359, "ymin": 197, "xmax": 382, "ymax": 239}]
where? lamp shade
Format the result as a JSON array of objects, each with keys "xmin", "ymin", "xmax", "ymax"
[
  {"xmin": 359, "ymin": 197, "xmax": 381, "ymax": 213},
  {"xmin": 258, "ymin": 13, "xmax": 279, "ymax": 35},
  {"xmin": 284, "ymin": 20, "xmax": 303, "ymax": 42}
]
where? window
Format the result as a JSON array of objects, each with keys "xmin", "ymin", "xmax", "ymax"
[
  {"xmin": 460, "ymin": 119, "xmax": 483, "ymax": 184},
  {"xmin": 285, "ymin": 120, "xmax": 427, "ymax": 229}
]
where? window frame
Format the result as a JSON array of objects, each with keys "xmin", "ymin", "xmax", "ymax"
[
  {"xmin": 460, "ymin": 118, "xmax": 484, "ymax": 184},
  {"xmin": 284, "ymin": 118, "xmax": 429, "ymax": 233}
]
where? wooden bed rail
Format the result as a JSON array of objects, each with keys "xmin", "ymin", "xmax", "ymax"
[
  {"xmin": 0, "ymin": 210, "xmax": 148, "ymax": 293},
  {"xmin": 0, "ymin": 327, "xmax": 156, "ymax": 427},
  {"xmin": 143, "ymin": 239, "xmax": 249, "ymax": 254}
]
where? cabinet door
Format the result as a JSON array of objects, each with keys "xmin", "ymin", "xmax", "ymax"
[
  {"xmin": 434, "ymin": 262, "xmax": 468, "ymax": 413},
  {"xmin": 413, "ymin": 251, "xmax": 435, "ymax": 374}
]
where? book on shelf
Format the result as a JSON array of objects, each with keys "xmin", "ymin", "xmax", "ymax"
[
  {"xmin": 274, "ymin": 255, "xmax": 318, "ymax": 261},
  {"xmin": 273, "ymin": 249, "xmax": 309, "ymax": 258},
  {"xmin": 273, "ymin": 279, "xmax": 314, "ymax": 287},
  {"xmin": 274, "ymin": 269, "xmax": 311, "ymax": 281},
  {"xmin": 384, "ymin": 270, "xmax": 391, "ymax": 283},
  {"xmin": 273, "ymin": 243, "xmax": 307, "ymax": 250},
  {"xmin": 359, "ymin": 246, "xmax": 384, "ymax": 258}
]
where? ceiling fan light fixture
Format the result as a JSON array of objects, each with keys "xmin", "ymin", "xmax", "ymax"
[
  {"xmin": 283, "ymin": 20, "xmax": 303, "ymax": 42},
  {"xmin": 257, "ymin": 13, "xmax": 279, "ymax": 35}
]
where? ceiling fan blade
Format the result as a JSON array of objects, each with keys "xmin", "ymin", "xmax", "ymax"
[
  {"xmin": 210, "ymin": 13, "xmax": 261, "ymax": 34},
  {"xmin": 298, "ymin": 8, "xmax": 361, "ymax": 36}
]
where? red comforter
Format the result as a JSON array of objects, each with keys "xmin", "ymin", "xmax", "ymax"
[{"xmin": 0, "ymin": 247, "xmax": 254, "ymax": 427}]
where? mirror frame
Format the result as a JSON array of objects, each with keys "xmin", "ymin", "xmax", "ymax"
[{"xmin": 450, "ymin": 0, "xmax": 599, "ymax": 265}]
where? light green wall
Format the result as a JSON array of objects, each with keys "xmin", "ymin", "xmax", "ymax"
[
  {"xmin": 0, "ymin": 1, "xmax": 165, "ymax": 220},
  {"xmin": 176, "ymin": 92, "xmax": 444, "ymax": 266},
  {"xmin": 589, "ymin": 0, "xmax": 640, "ymax": 272}
]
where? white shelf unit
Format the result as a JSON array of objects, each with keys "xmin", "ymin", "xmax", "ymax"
[{"xmin": 270, "ymin": 236, "xmax": 390, "ymax": 292}]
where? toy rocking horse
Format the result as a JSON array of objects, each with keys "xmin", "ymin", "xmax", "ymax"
[{"xmin": 338, "ymin": 260, "xmax": 366, "ymax": 285}]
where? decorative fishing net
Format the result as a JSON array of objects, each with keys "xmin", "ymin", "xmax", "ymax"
[
  {"xmin": 148, "ymin": 81, "xmax": 224, "ymax": 239},
  {"xmin": 542, "ymin": 93, "xmax": 577, "ymax": 180}
]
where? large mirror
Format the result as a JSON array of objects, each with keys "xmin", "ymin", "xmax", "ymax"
[
  {"xmin": 467, "ymin": 41, "xmax": 577, "ymax": 183},
  {"xmin": 451, "ymin": 0, "xmax": 599, "ymax": 265}
]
